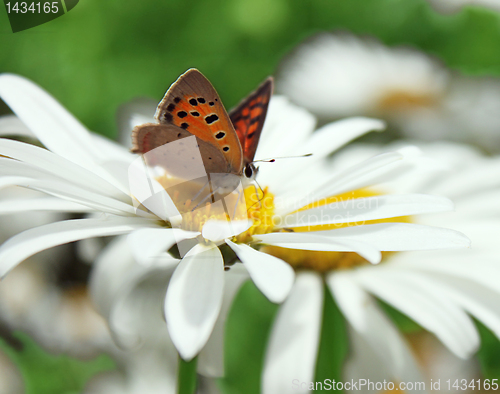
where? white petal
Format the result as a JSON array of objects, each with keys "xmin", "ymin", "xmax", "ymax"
[
  {"xmin": 432, "ymin": 158, "xmax": 500, "ymax": 199},
  {"xmin": 0, "ymin": 138, "xmax": 129, "ymax": 201},
  {"xmin": 90, "ymin": 235, "xmax": 136, "ymax": 317},
  {"xmin": 268, "ymin": 117, "xmax": 386, "ymax": 197},
  {"xmin": 256, "ymin": 96, "xmax": 316, "ymax": 160},
  {"xmin": 0, "ymin": 169, "xmax": 138, "ymax": 216},
  {"xmin": 225, "ymin": 240, "xmax": 295, "ymax": 303},
  {"xmin": 328, "ymin": 273, "xmax": 425, "ymax": 388},
  {"xmin": 197, "ymin": 263, "xmax": 249, "ymax": 378},
  {"xmin": 275, "ymin": 151, "xmax": 405, "ymax": 215},
  {"xmin": 0, "ymin": 75, "xmax": 121, "ymax": 187},
  {"xmin": 109, "ymin": 268, "xmax": 173, "ymax": 349},
  {"xmin": 116, "ymin": 97, "xmax": 156, "ymax": 148},
  {"xmin": 91, "ymin": 133, "xmax": 137, "ymax": 164},
  {"xmin": 428, "ymin": 274, "xmax": 500, "ymax": 341},
  {"xmin": 0, "ymin": 197, "xmax": 93, "ymax": 214},
  {"xmin": 320, "ymin": 222, "xmax": 471, "ymax": 251},
  {"xmin": 0, "ymin": 115, "xmax": 33, "ymax": 137},
  {"xmin": 355, "ymin": 268, "xmax": 479, "ymax": 358},
  {"xmin": 344, "ymin": 326, "xmax": 392, "ymax": 389},
  {"xmin": 0, "ymin": 216, "xmax": 152, "ymax": 278},
  {"xmin": 280, "ymin": 194, "xmax": 454, "ymax": 228},
  {"xmin": 165, "ymin": 243, "xmax": 224, "ymax": 360},
  {"xmin": 201, "ymin": 219, "xmax": 252, "ymax": 242},
  {"xmin": 128, "ymin": 227, "xmax": 198, "ymax": 266},
  {"xmin": 254, "ymin": 232, "xmax": 382, "ymax": 264},
  {"xmin": 263, "ymin": 272, "xmax": 323, "ymax": 394},
  {"xmin": 397, "ymin": 254, "xmax": 500, "ymax": 296},
  {"xmin": 90, "ymin": 236, "xmax": 178, "ymax": 349},
  {"xmin": 301, "ymin": 117, "xmax": 385, "ymax": 159}
]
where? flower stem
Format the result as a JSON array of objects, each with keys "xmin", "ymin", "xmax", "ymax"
[{"xmin": 177, "ymin": 355, "xmax": 198, "ymax": 394}]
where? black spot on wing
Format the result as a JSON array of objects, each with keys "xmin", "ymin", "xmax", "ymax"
[
  {"xmin": 209, "ymin": 101, "xmax": 215, "ymax": 106},
  {"xmin": 164, "ymin": 113, "xmax": 173, "ymax": 122},
  {"xmin": 177, "ymin": 111, "xmax": 188, "ymax": 118},
  {"xmin": 174, "ymin": 97, "xmax": 181, "ymax": 103},
  {"xmin": 205, "ymin": 114, "xmax": 219, "ymax": 124},
  {"xmin": 166, "ymin": 104, "xmax": 176, "ymax": 112},
  {"xmin": 215, "ymin": 131, "xmax": 225, "ymax": 139},
  {"xmin": 223, "ymin": 146, "xmax": 229, "ymax": 152},
  {"xmin": 189, "ymin": 98, "xmax": 198, "ymax": 106},
  {"xmin": 180, "ymin": 123, "xmax": 189, "ymax": 129},
  {"xmin": 197, "ymin": 97, "xmax": 206, "ymax": 104},
  {"xmin": 190, "ymin": 111, "xmax": 200, "ymax": 117}
]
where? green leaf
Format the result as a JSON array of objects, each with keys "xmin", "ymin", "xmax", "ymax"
[
  {"xmin": 476, "ymin": 320, "xmax": 500, "ymax": 379},
  {"xmin": 378, "ymin": 300, "xmax": 423, "ymax": 334},
  {"xmin": 0, "ymin": 331, "xmax": 115, "ymax": 394},
  {"xmin": 177, "ymin": 356, "xmax": 198, "ymax": 394},
  {"xmin": 219, "ymin": 280, "xmax": 279, "ymax": 394},
  {"xmin": 313, "ymin": 283, "xmax": 349, "ymax": 392}
]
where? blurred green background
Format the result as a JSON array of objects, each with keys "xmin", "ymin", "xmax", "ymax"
[
  {"xmin": 2, "ymin": 0, "xmax": 500, "ymax": 392},
  {"xmin": 2, "ymin": 0, "xmax": 500, "ymax": 139}
]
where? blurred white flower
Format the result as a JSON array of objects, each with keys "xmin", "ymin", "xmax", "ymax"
[
  {"xmin": 426, "ymin": 0, "xmax": 500, "ymax": 13},
  {"xmin": 261, "ymin": 140, "xmax": 500, "ymax": 393},
  {"xmin": 278, "ymin": 32, "xmax": 449, "ymax": 120},
  {"xmin": 278, "ymin": 32, "xmax": 500, "ymax": 152}
]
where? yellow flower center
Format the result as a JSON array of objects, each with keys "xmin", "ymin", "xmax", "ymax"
[
  {"xmin": 234, "ymin": 185, "xmax": 276, "ymax": 243},
  {"xmin": 377, "ymin": 90, "xmax": 438, "ymax": 113}
]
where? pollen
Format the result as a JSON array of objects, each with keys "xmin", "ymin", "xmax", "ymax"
[
  {"xmin": 155, "ymin": 175, "xmax": 276, "ymax": 239},
  {"xmin": 234, "ymin": 186, "xmax": 275, "ymax": 243}
]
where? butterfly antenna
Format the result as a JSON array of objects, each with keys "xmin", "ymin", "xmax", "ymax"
[{"xmin": 250, "ymin": 153, "xmax": 312, "ymax": 164}]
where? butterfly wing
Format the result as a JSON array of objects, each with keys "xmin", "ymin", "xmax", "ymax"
[
  {"xmin": 155, "ymin": 69, "xmax": 243, "ymax": 175},
  {"xmin": 229, "ymin": 77, "xmax": 273, "ymax": 165},
  {"xmin": 131, "ymin": 123, "xmax": 230, "ymax": 177}
]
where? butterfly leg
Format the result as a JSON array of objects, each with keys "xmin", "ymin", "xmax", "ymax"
[
  {"xmin": 188, "ymin": 178, "xmax": 211, "ymax": 204},
  {"xmin": 253, "ymin": 183, "xmax": 262, "ymax": 209},
  {"xmin": 190, "ymin": 185, "xmax": 225, "ymax": 211},
  {"xmin": 231, "ymin": 188, "xmax": 243, "ymax": 220}
]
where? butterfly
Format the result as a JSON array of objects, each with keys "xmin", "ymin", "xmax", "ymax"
[{"xmin": 131, "ymin": 69, "xmax": 273, "ymax": 188}]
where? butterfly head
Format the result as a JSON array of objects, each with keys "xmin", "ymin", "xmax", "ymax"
[{"xmin": 243, "ymin": 162, "xmax": 258, "ymax": 180}]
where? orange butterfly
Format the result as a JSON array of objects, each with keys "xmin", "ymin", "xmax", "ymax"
[{"xmin": 131, "ymin": 69, "xmax": 273, "ymax": 184}]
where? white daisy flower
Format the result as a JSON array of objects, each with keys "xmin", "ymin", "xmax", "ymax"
[
  {"xmin": 277, "ymin": 32, "xmax": 500, "ymax": 152},
  {"xmin": 261, "ymin": 140, "xmax": 500, "ymax": 394},
  {"xmin": 0, "ymin": 74, "xmax": 469, "ymax": 368},
  {"xmin": 100, "ymin": 91, "xmax": 469, "ymax": 383}
]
